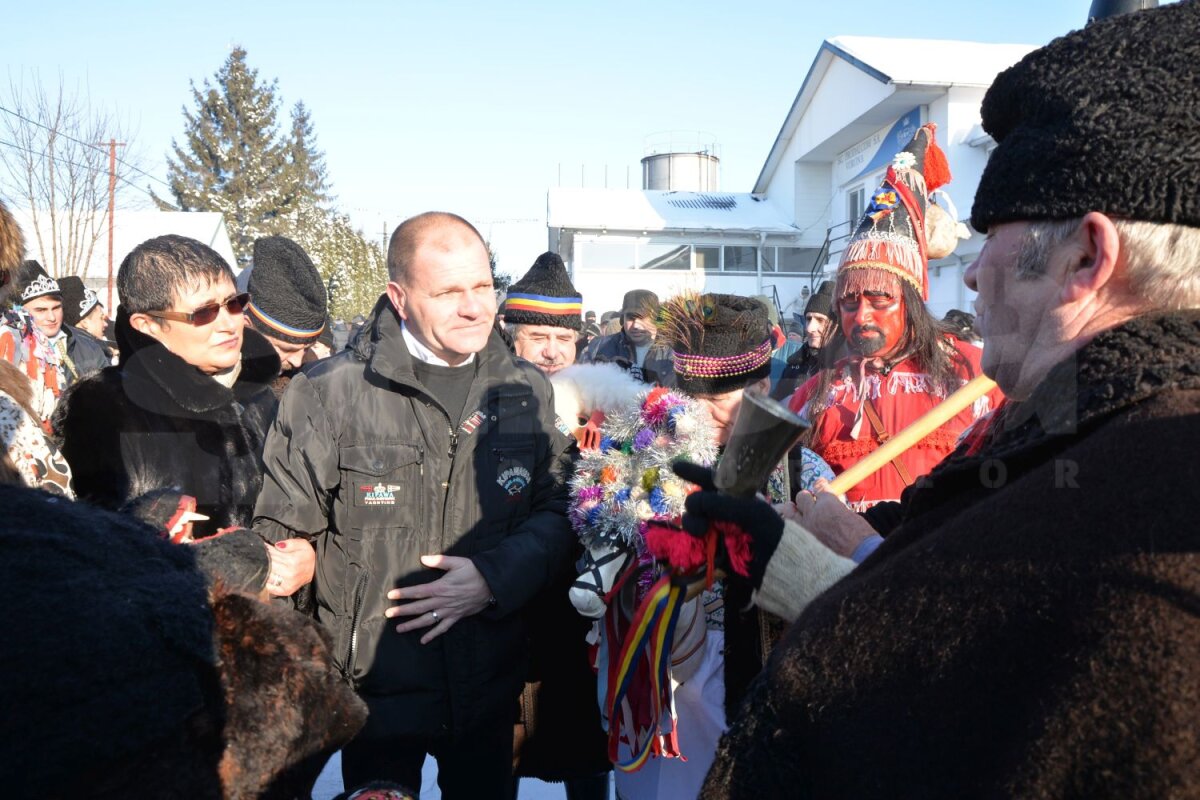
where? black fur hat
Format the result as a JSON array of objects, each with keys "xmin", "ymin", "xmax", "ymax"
[
  {"xmin": 503, "ymin": 252, "xmax": 583, "ymax": 331},
  {"xmin": 660, "ymin": 293, "xmax": 773, "ymax": 396},
  {"xmin": 971, "ymin": 1, "xmax": 1200, "ymax": 233},
  {"xmin": 247, "ymin": 236, "xmax": 328, "ymax": 345}
]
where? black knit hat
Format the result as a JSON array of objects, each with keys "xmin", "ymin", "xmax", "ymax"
[
  {"xmin": 503, "ymin": 252, "xmax": 583, "ymax": 331},
  {"xmin": 971, "ymin": 1, "xmax": 1200, "ymax": 233},
  {"xmin": 660, "ymin": 293, "xmax": 773, "ymax": 395},
  {"xmin": 804, "ymin": 280, "xmax": 836, "ymax": 320},
  {"xmin": 247, "ymin": 236, "xmax": 327, "ymax": 345},
  {"xmin": 17, "ymin": 260, "xmax": 60, "ymax": 304}
]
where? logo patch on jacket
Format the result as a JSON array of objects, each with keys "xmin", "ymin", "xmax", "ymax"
[
  {"xmin": 497, "ymin": 465, "xmax": 531, "ymax": 497},
  {"xmin": 360, "ymin": 483, "xmax": 402, "ymax": 506},
  {"xmin": 460, "ymin": 410, "xmax": 485, "ymax": 435}
]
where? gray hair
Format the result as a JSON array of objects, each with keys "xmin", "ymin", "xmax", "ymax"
[{"xmin": 1016, "ymin": 217, "xmax": 1200, "ymax": 309}]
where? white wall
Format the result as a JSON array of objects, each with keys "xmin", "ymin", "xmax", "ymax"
[{"xmin": 760, "ymin": 56, "xmax": 894, "ymax": 221}]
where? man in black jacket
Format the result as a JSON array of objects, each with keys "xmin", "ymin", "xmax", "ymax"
[
  {"xmin": 580, "ymin": 288, "xmax": 674, "ymax": 385},
  {"xmin": 253, "ymin": 212, "xmax": 576, "ymax": 799}
]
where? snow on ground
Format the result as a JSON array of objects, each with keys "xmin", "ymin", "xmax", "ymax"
[{"xmin": 313, "ymin": 751, "xmax": 611, "ymax": 799}]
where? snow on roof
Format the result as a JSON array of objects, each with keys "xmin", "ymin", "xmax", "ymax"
[
  {"xmin": 547, "ymin": 188, "xmax": 797, "ymax": 234},
  {"xmin": 828, "ymin": 36, "xmax": 1037, "ymax": 87}
]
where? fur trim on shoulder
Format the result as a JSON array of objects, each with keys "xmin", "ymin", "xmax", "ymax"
[
  {"xmin": 0, "ymin": 201, "xmax": 22, "ymax": 278},
  {"xmin": 550, "ymin": 362, "xmax": 644, "ymax": 425}
]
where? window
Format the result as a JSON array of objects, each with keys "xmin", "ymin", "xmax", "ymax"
[
  {"xmin": 695, "ymin": 246, "xmax": 721, "ymax": 271},
  {"xmin": 636, "ymin": 243, "xmax": 690, "ymax": 270},
  {"xmin": 579, "ymin": 241, "xmax": 637, "ymax": 269},
  {"xmin": 771, "ymin": 246, "xmax": 822, "ymax": 274},
  {"xmin": 847, "ymin": 185, "xmax": 866, "ymax": 225},
  {"xmin": 723, "ymin": 246, "xmax": 757, "ymax": 272}
]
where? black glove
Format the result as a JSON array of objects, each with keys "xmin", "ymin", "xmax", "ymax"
[{"xmin": 672, "ymin": 460, "xmax": 784, "ymax": 590}]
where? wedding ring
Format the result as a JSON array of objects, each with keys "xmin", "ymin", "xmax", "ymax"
[{"xmin": 431, "ymin": 611, "xmax": 440, "ymax": 622}]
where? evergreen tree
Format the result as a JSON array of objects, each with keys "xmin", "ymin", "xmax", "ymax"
[
  {"xmin": 282, "ymin": 202, "xmax": 386, "ymax": 318},
  {"xmin": 285, "ymin": 101, "xmax": 330, "ymax": 207},
  {"xmin": 157, "ymin": 47, "xmax": 317, "ymax": 266}
]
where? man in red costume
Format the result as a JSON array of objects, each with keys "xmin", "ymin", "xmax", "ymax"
[{"xmin": 789, "ymin": 124, "xmax": 1002, "ymax": 511}]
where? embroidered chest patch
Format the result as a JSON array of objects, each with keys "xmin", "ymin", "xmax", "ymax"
[
  {"xmin": 360, "ymin": 483, "xmax": 402, "ymax": 506},
  {"xmin": 460, "ymin": 410, "xmax": 485, "ymax": 435},
  {"xmin": 497, "ymin": 464, "xmax": 531, "ymax": 497}
]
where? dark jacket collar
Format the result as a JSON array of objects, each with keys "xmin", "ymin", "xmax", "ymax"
[
  {"xmin": 115, "ymin": 307, "xmax": 281, "ymax": 415},
  {"xmin": 355, "ymin": 294, "xmax": 512, "ymax": 390}
]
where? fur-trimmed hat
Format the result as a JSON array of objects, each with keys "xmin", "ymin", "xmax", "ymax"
[
  {"xmin": 837, "ymin": 123, "xmax": 958, "ymax": 302},
  {"xmin": 803, "ymin": 280, "xmax": 836, "ymax": 320},
  {"xmin": 17, "ymin": 260, "xmax": 60, "ymax": 304},
  {"xmin": 503, "ymin": 252, "xmax": 583, "ymax": 331},
  {"xmin": 971, "ymin": 2, "xmax": 1200, "ymax": 233},
  {"xmin": 660, "ymin": 293, "xmax": 773, "ymax": 396},
  {"xmin": 247, "ymin": 236, "xmax": 327, "ymax": 345}
]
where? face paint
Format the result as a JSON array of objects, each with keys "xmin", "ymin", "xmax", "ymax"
[{"xmin": 839, "ymin": 289, "xmax": 907, "ymax": 358}]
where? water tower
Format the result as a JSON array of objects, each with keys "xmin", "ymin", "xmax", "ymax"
[{"xmin": 641, "ymin": 131, "xmax": 721, "ymax": 191}]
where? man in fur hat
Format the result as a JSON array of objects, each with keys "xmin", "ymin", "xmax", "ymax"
[
  {"xmin": 787, "ymin": 124, "xmax": 1002, "ymax": 513},
  {"xmin": 676, "ymin": 4, "xmax": 1200, "ymax": 797}
]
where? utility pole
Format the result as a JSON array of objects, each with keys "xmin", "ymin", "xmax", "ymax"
[
  {"xmin": 382, "ymin": 221, "xmax": 388, "ymax": 254},
  {"xmin": 99, "ymin": 138, "xmax": 126, "ymax": 309}
]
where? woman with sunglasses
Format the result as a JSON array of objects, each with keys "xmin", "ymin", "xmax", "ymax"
[{"xmin": 54, "ymin": 235, "xmax": 314, "ymax": 596}]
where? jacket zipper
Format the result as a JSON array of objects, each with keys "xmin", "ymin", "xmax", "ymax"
[{"xmin": 344, "ymin": 571, "xmax": 369, "ymax": 686}]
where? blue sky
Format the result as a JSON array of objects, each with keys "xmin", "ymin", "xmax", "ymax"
[{"xmin": 4, "ymin": 1, "xmax": 1104, "ymax": 275}]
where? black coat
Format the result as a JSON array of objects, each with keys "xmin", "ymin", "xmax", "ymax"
[
  {"xmin": 63, "ymin": 324, "xmax": 111, "ymax": 383},
  {"xmin": 704, "ymin": 311, "xmax": 1200, "ymax": 799},
  {"xmin": 54, "ymin": 311, "xmax": 280, "ymax": 539},
  {"xmin": 253, "ymin": 296, "xmax": 577, "ymax": 740},
  {"xmin": 580, "ymin": 330, "xmax": 675, "ymax": 386}
]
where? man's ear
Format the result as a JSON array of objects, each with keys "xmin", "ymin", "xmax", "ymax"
[
  {"xmin": 1062, "ymin": 212, "xmax": 1122, "ymax": 303},
  {"xmin": 385, "ymin": 281, "xmax": 408, "ymax": 321}
]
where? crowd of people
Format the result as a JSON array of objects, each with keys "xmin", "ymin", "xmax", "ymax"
[{"xmin": 1, "ymin": 4, "xmax": 1198, "ymax": 798}]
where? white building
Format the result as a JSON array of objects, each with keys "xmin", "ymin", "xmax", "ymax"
[
  {"xmin": 548, "ymin": 36, "xmax": 1036, "ymax": 320},
  {"xmin": 11, "ymin": 209, "xmax": 237, "ymax": 306}
]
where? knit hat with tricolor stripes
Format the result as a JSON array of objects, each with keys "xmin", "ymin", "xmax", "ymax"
[{"xmin": 503, "ymin": 251, "xmax": 583, "ymax": 331}]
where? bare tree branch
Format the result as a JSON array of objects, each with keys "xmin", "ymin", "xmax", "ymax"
[{"xmin": 0, "ymin": 71, "xmax": 145, "ymax": 277}]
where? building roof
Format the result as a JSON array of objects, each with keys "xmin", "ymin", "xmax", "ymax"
[
  {"xmin": 829, "ymin": 36, "xmax": 1037, "ymax": 88},
  {"xmin": 11, "ymin": 209, "xmax": 238, "ymax": 286},
  {"xmin": 547, "ymin": 188, "xmax": 797, "ymax": 234},
  {"xmin": 753, "ymin": 36, "xmax": 1036, "ymax": 193}
]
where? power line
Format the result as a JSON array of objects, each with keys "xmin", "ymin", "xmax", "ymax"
[
  {"xmin": 0, "ymin": 137, "xmax": 178, "ymax": 209},
  {"xmin": 0, "ymin": 103, "xmax": 174, "ymax": 192}
]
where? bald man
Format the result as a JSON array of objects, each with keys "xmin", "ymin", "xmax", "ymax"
[{"xmin": 253, "ymin": 212, "xmax": 576, "ymax": 799}]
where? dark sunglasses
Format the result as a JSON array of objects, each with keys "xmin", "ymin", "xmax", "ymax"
[{"xmin": 146, "ymin": 292, "xmax": 251, "ymax": 326}]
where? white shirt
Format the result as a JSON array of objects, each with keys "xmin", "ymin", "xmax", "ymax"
[{"xmin": 401, "ymin": 321, "xmax": 476, "ymax": 368}]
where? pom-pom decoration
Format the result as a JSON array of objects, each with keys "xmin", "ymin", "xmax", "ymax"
[{"xmin": 568, "ymin": 389, "xmax": 716, "ymax": 553}]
